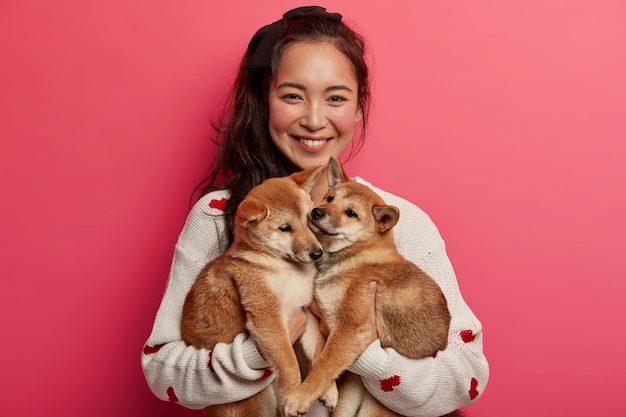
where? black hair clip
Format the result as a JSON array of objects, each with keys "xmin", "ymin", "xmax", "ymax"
[{"xmin": 246, "ymin": 6, "xmax": 342, "ymax": 71}]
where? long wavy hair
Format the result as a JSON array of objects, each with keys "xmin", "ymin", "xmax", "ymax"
[{"xmin": 192, "ymin": 12, "xmax": 371, "ymax": 242}]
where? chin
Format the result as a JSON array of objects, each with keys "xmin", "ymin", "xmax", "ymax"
[{"xmin": 297, "ymin": 153, "xmax": 344, "ymax": 171}]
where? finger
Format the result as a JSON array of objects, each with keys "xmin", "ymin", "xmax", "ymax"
[
  {"xmin": 367, "ymin": 281, "xmax": 377, "ymax": 295},
  {"xmin": 288, "ymin": 308, "xmax": 308, "ymax": 344},
  {"xmin": 308, "ymin": 299, "xmax": 321, "ymax": 318},
  {"xmin": 366, "ymin": 281, "xmax": 378, "ymax": 344}
]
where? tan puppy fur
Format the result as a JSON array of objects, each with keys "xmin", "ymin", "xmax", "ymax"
[
  {"xmin": 181, "ymin": 167, "xmax": 326, "ymax": 417},
  {"xmin": 282, "ymin": 157, "xmax": 459, "ymax": 417}
]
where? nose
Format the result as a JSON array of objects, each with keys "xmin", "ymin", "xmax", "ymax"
[
  {"xmin": 309, "ymin": 248, "xmax": 323, "ymax": 261},
  {"xmin": 311, "ymin": 208, "xmax": 325, "ymax": 220},
  {"xmin": 300, "ymin": 102, "xmax": 326, "ymax": 131}
]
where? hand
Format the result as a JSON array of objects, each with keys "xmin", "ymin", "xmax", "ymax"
[
  {"xmin": 287, "ymin": 307, "xmax": 308, "ymax": 345},
  {"xmin": 364, "ymin": 281, "xmax": 378, "ymax": 345},
  {"xmin": 308, "ymin": 299, "xmax": 328, "ymax": 338}
]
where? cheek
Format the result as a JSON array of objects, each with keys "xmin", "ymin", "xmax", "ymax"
[
  {"xmin": 269, "ymin": 101, "xmax": 296, "ymax": 134},
  {"xmin": 331, "ymin": 107, "xmax": 360, "ymax": 135}
]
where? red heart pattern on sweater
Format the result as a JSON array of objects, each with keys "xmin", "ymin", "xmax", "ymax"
[
  {"xmin": 469, "ymin": 377, "xmax": 479, "ymax": 399},
  {"xmin": 209, "ymin": 198, "xmax": 227, "ymax": 211},
  {"xmin": 380, "ymin": 375, "xmax": 401, "ymax": 392},
  {"xmin": 142, "ymin": 344, "xmax": 164, "ymax": 355},
  {"xmin": 167, "ymin": 386, "xmax": 179, "ymax": 403},
  {"xmin": 460, "ymin": 329, "xmax": 476, "ymax": 343},
  {"xmin": 257, "ymin": 369, "xmax": 273, "ymax": 380},
  {"xmin": 208, "ymin": 350, "xmax": 214, "ymax": 371}
]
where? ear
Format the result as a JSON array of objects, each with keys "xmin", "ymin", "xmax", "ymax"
[
  {"xmin": 327, "ymin": 156, "xmax": 350, "ymax": 188},
  {"xmin": 372, "ymin": 205, "xmax": 399, "ymax": 233},
  {"xmin": 291, "ymin": 165, "xmax": 324, "ymax": 194},
  {"xmin": 237, "ymin": 198, "xmax": 268, "ymax": 227}
]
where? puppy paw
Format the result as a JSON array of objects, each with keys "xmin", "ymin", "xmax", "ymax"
[
  {"xmin": 319, "ymin": 382, "xmax": 338, "ymax": 411},
  {"xmin": 281, "ymin": 391, "xmax": 314, "ymax": 417}
]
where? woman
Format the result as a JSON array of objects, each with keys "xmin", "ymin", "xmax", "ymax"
[{"xmin": 142, "ymin": 6, "xmax": 489, "ymax": 416}]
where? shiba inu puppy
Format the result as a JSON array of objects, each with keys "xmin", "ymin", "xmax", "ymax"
[
  {"xmin": 282, "ymin": 157, "xmax": 459, "ymax": 417},
  {"xmin": 181, "ymin": 166, "xmax": 326, "ymax": 417}
]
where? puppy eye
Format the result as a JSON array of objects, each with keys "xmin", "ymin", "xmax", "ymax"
[
  {"xmin": 345, "ymin": 209, "xmax": 358, "ymax": 218},
  {"xmin": 279, "ymin": 225, "xmax": 292, "ymax": 232},
  {"xmin": 326, "ymin": 195, "xmax": 334, "ymax": 203}
]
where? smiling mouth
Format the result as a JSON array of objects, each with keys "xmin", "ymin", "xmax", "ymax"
[{"xmin": 296, "ymin": 136, "xmax": 329, "ymax": 148}]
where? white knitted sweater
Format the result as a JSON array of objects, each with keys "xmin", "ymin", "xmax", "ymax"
[{"xmin": 141, "ymin": 178, "xmax": 489, "ymax": 416}]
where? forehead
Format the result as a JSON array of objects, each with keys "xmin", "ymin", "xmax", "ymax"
[
  {"xmin": 260, "ymin": 180, "xmax": 312, "ymax": 211},
  {"xmin": 275, "ymin": 41, "xmax": 358, "ymax": 89},
  {"xmin": 334, "ymin": 182, "xmax": 385, "ymax": 206}
]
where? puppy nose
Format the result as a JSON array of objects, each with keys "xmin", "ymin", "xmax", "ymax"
[
  {"xmin": 311, "ymin": 208, "xmax": 325, "ymax": 220},
  {"xmin": 310, "ymin": 248, "xmax": 323, "ymax": 261}
]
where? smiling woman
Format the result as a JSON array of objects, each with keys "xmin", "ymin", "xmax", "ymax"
[{"xmin": 141, "ymin": 5, "xmax": 488, "ymax": 417}]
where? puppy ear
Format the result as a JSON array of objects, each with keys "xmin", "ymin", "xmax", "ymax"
[
  {"xmin": 237, "ymin": 198, "xmax": 268, "ymax": 227},
  {"xmin": 327, "ymin": 156, "xmax": 349, "ymax": 188},
  {"xmin": 291, "ymin": 165, "xmax": 324, "ymax": 194},
  {"xmin": 372, "ymin": 205, "xmax": 400, "ymax": 233}
]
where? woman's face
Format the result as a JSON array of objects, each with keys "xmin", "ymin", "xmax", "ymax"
[{"xmin": 268, "ymin": 41, "xmax": 362, "ymax": 171}]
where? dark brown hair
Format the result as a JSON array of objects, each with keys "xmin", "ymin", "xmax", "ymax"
[{"xmin": 192, "ymin": 9, "xmax": 371, "ymax": 242}]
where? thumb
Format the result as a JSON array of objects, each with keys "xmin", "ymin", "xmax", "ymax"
[
  {"xmin": 366, "ymin": 281, "xmax": 377, "ymax": 311},
  {"xmin": 365, "ymin": 281, "xmax": 378, "ymax": 344},
  {"xmin": 367, "ymin": 281, "xmax": 377, "ymax": 297}
]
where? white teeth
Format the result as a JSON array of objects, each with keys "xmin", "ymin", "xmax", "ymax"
[{"xmin": 299, "ymin": 138, "xmax": 327, "ymax": 147}]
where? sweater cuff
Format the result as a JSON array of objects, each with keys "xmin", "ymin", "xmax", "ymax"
[
  {"xmin": 347, "ymin": 339, "xmax": 388, "ymax": 378},
  {"xmin": 241, "ymin": 335, "xmax": 270, "ymax": 370}
]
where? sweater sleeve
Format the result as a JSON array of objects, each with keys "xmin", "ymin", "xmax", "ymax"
[
  {"xmin": 348, "ymin": 181, "xmax": 490, "ymax": 416},
  {"xmin": 141, "ymin": 191, "xmax": 273, "ymax": 409}
]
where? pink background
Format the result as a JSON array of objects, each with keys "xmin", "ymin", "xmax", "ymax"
[{"xmin": 1, "ymin": 0, "xmax": 625, "ymax": 415}]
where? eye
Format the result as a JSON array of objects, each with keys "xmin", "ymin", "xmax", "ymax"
[
  {"xmin": 281, "ymin": 93, "xmax": 303, "ymax": 103},
  {"xmin": 328, "ymin": 95, "xmax": 347, "ymax": 103},
  {"xmin": 326, "ymin": 195, "xmax": 334, "ymax": 203},
  {"xmin": 279, "ymin": 225, "xmax": 292, "ymax": 232},
  {"xmin": 345, "ymin": 209, "xmax": 358, "ymax": 218}
]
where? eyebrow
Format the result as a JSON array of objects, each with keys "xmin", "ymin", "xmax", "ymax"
[{"xmin": 276, "ymin": 82, "xmax": 354, "ymax": 93}]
